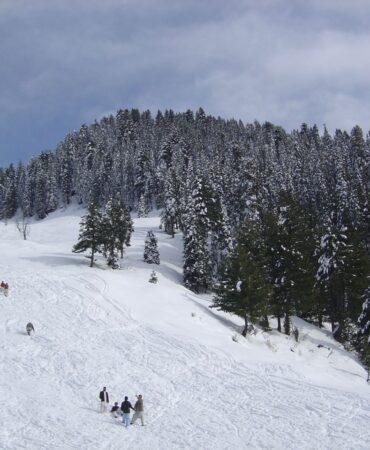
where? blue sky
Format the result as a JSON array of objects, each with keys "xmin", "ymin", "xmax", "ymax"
[{"xmin": 1, "ymin": 0, "xmax": 370, "ymax": 166}]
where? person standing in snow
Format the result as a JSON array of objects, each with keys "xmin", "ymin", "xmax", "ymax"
[
  {"xmin": 120, "ymin": 396, "xmax": 135, "ymax": 427},
  {"xmin": 99, "ymin": 387, "xmax": 109, "ymax": 413},
  {"xmin": 131, "ymin": 394, "xmax": 144, "ymax": 426},
  {"xmin": 26, "ymin": 322, "xmax": 34, "ymax": 336}
]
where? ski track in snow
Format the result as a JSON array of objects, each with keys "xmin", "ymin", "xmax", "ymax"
[{"xmin": 1, "ymin": 212, "xmax": 370, "ymax": 450}]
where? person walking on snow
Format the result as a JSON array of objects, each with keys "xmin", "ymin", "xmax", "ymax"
[
  {"xmin": 99, "ymin": 387, "xmax": 109, "ymax": 413},
  {"xmin": 131, "ymin": 394, "xmax": 144, "ymax": 426},
  {"xmin": 121, "ymin": 396, "xmax": 135, "ymax": 427}
]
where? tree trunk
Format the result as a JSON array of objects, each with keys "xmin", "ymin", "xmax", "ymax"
[
  {"xmin": 260, "ymin": 315, "xmax": 270, "ymax": 331},
  {"xmin": 284, "ymin": 313, "xmax": 290, "ymax": 335},
  {"xmin": 90, "ymin": 249, "xmax": 95, "ymax": 268},
  {"xmin": 333, "ymin": 322, "xmax": 342, "ymax": 341},
  {"xmin": 330, "ymin": 316, "xmax": 335, "ymax": 333},
  {"xmin": 242, "ymin": 315, "xmax": 248, "ymax": 337},
  {"xmin": 171, "ymin": 219, "xmax": 175, "ymax": 238},
  {"xmin": 318, "ymin": 309, "xmax": 323, "ymax": 328},
  {"xmin": 277, "ymin": 315, "xmax": 281, "ymax": 333}
]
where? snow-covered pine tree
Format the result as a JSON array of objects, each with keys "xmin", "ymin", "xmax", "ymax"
[
  {"xmin": 358, "ymin": 286, "xmax": 370, "ymax": 380},
  {"xmin": 137, "ymin": 194, "xmax": 148, "ymax": 217},
  {"xmin": 143, "ymin": 231, "xmax": 160, "ymax": 264},
  {"xmin": 273, "ymin": 192, "xmax": 316, "ymax": 335},
  {"xmin": 161, "ymin": 195, "xmax": 177, "ymax": 237},
  {"xmin": 315, "ymin": 219, "xmax": 348, "ymax": 337},
  {"xmin": 124, "ymin": 206, "xmax": 134, "ymax": 247},
  {"xmin": 102, "ymin": 195, "xmax": 131, "ymax": 268},
  {"xmin": 58, "ymin": 135, "xmax": 74, "ymax": 206},
  {"xmin": 359, "ymin": 286, "xmax": 370, "ymax": 339},
  {"xmin": 72, "ymin": 202, "xmax": 104, "ymax": 267},
  {"xmin": 183, "ymin": 177, "xmax": 211, "ymax": 293},
  {"xmin": 212, "ymin": 218, "xmax": 270, "ymax": 336},
  {"xmin": 0, "ymin": 163, "xmax": 18, "ymax": 219}
]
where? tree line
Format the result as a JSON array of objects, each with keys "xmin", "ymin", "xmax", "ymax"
[{"xmin": 0, "ymin": 108, "xmax": 369, "ymax": 357}]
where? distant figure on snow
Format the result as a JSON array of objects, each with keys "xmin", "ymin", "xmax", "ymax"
[
  {"xmin": 26, "ymin": 322, "xmax": 34, "ymax": 336},
  {"xmin": 120, "ymin": 396, "xmax": 135, "ymax": 427},
  {"xmin": 1, "ymin": 281, "xmax": 9, "ymax": 296},
  {"xmin": 110, "ymin": 402, "xmax": 121, "ymax": 418},
  {"xmin": 131, "ymin": 394, "xmax": 144, "ymax": 426},
  {"xmin": 99, "ymin": 387, "xmax": 109, "ymax": 413}
]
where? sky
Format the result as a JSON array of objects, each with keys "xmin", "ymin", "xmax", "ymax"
[{"xmin": 1, "ymin": 0, "xmax": 370, "ymax": 166}]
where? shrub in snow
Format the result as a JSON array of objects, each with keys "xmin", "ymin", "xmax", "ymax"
[
  {"xmin": 149, "ymin": 270, "xmax": 158, "ymax": 284},
  {"xmin": 143, "ymin": 231, "xmax": 160, "ymax": 264},
  {"xmin": 107, "ymin": 251, "xmax": 120, "ymax": 269},
  {"xmin": 232, "ymin": 333, "xmax": 239, "ymax": 343}
]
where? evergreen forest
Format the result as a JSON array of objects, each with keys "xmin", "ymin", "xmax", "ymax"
[{"xmin": 0, "ymin": 108, "xmax": 369, "ymax": 354}]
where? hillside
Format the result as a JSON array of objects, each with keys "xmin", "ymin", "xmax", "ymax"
[{"xmin": 0, "ymin": 208, "xmax": 370, "ymax": 450}]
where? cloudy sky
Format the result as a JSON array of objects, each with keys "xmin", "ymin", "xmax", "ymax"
[{"xmin": 1, "ymin": 0, "xmax": 370, "ymax": 165}]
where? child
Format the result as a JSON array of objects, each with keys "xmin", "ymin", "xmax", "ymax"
[{"xmin": 110, "ymin": 402, "xmax": 121, "ymax": 418}]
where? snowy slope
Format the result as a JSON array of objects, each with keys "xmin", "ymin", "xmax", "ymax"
[{"xmin": 1, "ymin": 207, "xmax": 370, "ymax": 450}]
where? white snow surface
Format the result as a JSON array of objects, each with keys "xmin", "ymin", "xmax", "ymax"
[{"xmin": 1, "ymin": 207, "xmax": 370, "ymax": 450}]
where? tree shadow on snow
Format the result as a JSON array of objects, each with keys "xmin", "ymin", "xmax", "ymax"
[
  {"xmin": 185, "ymin": 294, "xmax": 243, "ymax": 334},
  {"xmin": 21, "ymin": 253, "xmax": 87, "ymax": 267}
]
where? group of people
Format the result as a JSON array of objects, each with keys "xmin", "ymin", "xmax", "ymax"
[
  {"xmin": 0, "ymin": 281, "xmax": 9, "ymax": 296},
  {"xmin": 99, "ymin": 387, "xmax": 145, "ymax": 427}
]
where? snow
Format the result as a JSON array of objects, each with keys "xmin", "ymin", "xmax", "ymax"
[{"xmin": 1, "ymin": 207, "xmax": 370, "ymax": 450}]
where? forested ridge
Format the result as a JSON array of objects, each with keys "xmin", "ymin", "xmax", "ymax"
[{"xmin": 0, "ymin": 108, "xmax": 369, "ymax": 356}]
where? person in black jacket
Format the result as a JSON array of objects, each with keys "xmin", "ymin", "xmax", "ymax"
[
  {"xmin": 99, "ymin": 387, "xmax": 109, "ymax": 413},
  {"xmin": 26, "ymin": 323, "xmax": 34, "ymax": 336},
  {"xmin": 121, "ymin": 396, "xmax": 135, "ymax": 427},
  {"xmin": 110, "ymin": 402, "xmax": 121, "ymax": 418}
]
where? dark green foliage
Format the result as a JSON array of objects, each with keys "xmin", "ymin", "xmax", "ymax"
[
  {"xmin": 358, "ymin": 286, "xmax": 370, "ymax": 340},
  {"xmin": 73, "ymin": 202, "xmax": 104, "ymax": 267},
  {"xmin": 102, "ymin": 195, "xmax": 132, "ymax": 268},
  {"xmin": 183, "ymin": 178, "xmax": 211, "ymax": 293},
  {"xmin": 212, "ymin": 219, "xmax": 271, "ymax": 336}
]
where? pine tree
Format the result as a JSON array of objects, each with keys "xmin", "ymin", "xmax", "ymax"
[
  {"xmin": 1, "ymin": 164, "xmax": 18, "ymax": 219},
  {"xmin": 73, "ymin": 202, "xmax": 104, "ymax": 267},
  {"xmin": 359, "ymin": 286, "xmax": 370, "ymax": 339},
  {"xmin": 183, "ymin": 177, "xmax": 211, "ymax": 293},
  {"xmin": 137, "ymin": 194, "xmax": 148, "ymax": 217},
  {"xmin": 102, "ymin": 195, "xmax": 129, "ymax": 268},
  {"xmin": 212, "ymin": 218, "xmax": 271, "ymax": 336},
  {"xmin": 358, "ymin": 286, "xmax": 370, "ymax": 380},
  {"xmin": 273, "ymin": 192, "xmax": 316, "ymax": 334},
  {"xmin": 143, "ymin": 231, "xmax": 160, "ymax": 264},
  {"xmin": 315, "ymin": 220, "xmax": 348, "ymax": 337},
  {"xmin": 161, "ymin": 195, "xmax": 177, "ymax": 237},
  {"xmin": 124, "ymin": 206, "xmax": 134, "ymax": 247}
]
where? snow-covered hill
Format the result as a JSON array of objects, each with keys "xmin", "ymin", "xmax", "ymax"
[{"xmin": 1, "ymin": 208, "xmax": 370, "ymax": 450}]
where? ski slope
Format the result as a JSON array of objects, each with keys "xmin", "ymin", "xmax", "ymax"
[{"xmin": 1, "ymin": 207, "xmax": 370, "ymax": 450}]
